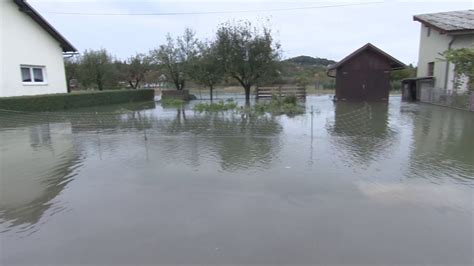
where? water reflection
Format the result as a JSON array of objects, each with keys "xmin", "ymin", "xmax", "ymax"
[
  {"xmin": 0, "ymin": 123, "xmax": 80, "ymax": 232},
  {"xmin": 407, "ymin": 104, "xmax": 474, "ymax": 184},
  {"xmin": 149, "ymin": 109, "xmax": 283, "ymax": 171},
  {"xmin": 0, "ymin": 102, "xmax": 157, "ymax": 232},
  {"xmin": 329, "ymin": 102, "xmax": 397, "ymax": 165},
  {"xmin": 1, "ymin": 97, "xmax": 473, "ymax": 264}
]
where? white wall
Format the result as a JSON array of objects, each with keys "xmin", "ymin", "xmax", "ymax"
[
  {"xmin": 417, "ymin": 24, "xmax": 473, "ymax": 92},
  {"xmin": 447, "ymin": 35, "xmax": 473, "ymax": 92},
  {"xmin": 0, "ymin": 0, "xmax": 68, "ymax": 97}
]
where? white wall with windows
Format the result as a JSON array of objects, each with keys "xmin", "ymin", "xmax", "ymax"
[{"xmin": 0, "ymin": 0, "xmax": 68, "ymax": 97}]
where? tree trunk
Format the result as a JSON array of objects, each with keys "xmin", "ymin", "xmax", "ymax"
[
  {"xmin": 244, "ymin": 85, "xmax": 251, "ymax": 105},
  {"xmin": 66, "ymin": 77, "xmax": 71, "ymax": 93},
  {"xmin": 210, "ymin": 85, "xmax": 214, "ymax": 102},
  {"xmin": 98, "ymin": 78, "xmax": 103, "ymax": 91},
  {"xmin": 97, "ymin": 72, "xmax": 103, "ymax": 91}
]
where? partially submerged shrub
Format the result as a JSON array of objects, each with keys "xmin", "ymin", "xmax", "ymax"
[
  {"xmin": 161, "ymin": 98, "xmax": 185, "ymax": 107},
  {"xmin": 192, "ymin": 95, "xmax": 304, "ymax": 116},
  {"xmin": 250, "ymin": 94, "xmax": 304, "ymax": 115},
  {"xmin": 193, "ymin": 100, "xmax": 238, "ymax": 112}
]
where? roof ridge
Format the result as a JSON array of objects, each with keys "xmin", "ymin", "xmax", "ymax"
[{"xmin": 328, "ymin": 43, "xmax": 405, "ymax": 71}]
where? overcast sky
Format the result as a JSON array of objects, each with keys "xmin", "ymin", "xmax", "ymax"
[{"xmin": 30, "ymin": 0, "xmax": 473, "ymax": 65}]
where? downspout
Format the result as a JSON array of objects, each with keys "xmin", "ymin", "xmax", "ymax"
[{"xmin": 445, "ymin": 36, "xmax": 457, "ymax": 91}]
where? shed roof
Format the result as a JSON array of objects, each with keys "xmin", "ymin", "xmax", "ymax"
[
  {"xmin": 13, "ymin": 0, "xmax": 77, "ymax": 52},
  {"xmin": 327, "ymin": 43, "xmax": 405, "ymax": 71},
  {"xmin": 413, "ymin": 10, "xmax": 474, "ymax": 35}
]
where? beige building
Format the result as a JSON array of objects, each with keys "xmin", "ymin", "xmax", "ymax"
[{"xmin": 414, "ymin": 10, "xmax": 473, "ymax": 92}]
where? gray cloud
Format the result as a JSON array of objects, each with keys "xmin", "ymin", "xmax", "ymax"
[{"xmin": 31, "ymin": 0, "xmax": 473, "ymax": 65}]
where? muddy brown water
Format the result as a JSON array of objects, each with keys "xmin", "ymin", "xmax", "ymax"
[{"xmin": 0, "ymin": 96, "xmax": 473, "ymax": 265}]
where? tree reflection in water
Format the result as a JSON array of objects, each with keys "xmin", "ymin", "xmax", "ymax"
[{"xmin": 149, "ymin": 108, "xmax": 283, "ymax": 172}]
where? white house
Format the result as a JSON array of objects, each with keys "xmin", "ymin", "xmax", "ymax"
[
  {"xmin": 414, "ymin": 10, "xmax": 473, "ymax": 92},
  {"xmin": 0, "ymin": 0, "xmax": 77, "ymax": 97}
]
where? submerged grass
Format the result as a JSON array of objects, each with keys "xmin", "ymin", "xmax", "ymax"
[
  {"xmin": 161, "ymin": 98, "xmax": 186, "ymax": 107},
  {"xmin": 248, "ymin": 94, "xmax": 305, "ymax": 116},
  {"xmin": 193, "ymin": 100, "xmax": 238, "ymax": 113},
  {"xmin": 190, "ymin": 95, "xmax": 305, "ymax": 116}
]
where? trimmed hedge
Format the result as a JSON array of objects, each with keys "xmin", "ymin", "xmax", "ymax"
[{"xmin": 0, "ymin": 89, "xmax": 155, "ymax": 111}]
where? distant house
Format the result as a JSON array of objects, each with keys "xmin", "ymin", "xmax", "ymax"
[
  {"xmin": 327, "ymin": 43, "xmax": 405, "ymax": 101},
  {"xmin": 404, "ymin": 10, "xmax": 473, "ymax": 101},
  {"xmin": 0, "ymin": 0, "xmax": 77, "ymax": 98}
]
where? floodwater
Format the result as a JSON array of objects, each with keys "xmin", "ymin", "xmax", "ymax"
[{"xmin": 0, "ymin": 95, "xmax": 473, "ymax": 265}]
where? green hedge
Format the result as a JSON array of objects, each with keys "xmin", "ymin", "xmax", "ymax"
[{"xmin": 0, "ymin": 89, "xmax": 155, "ymax": 111}]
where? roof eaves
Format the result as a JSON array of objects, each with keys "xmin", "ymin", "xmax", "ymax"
[
  {"xmin": 13, "ymin": 0, "xmax": 77, "ymax": 52},
  {"xmin": 328, "ymin": 43, "xmax": 405, "ymax": 70}
]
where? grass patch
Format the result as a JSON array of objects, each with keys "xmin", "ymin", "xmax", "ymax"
[
  {"xmin": 192, "ymin": 95, "xmax": 305, "ymax": 116},
  {"xmin": 249, "ymin": 94, "xmax": 305, "ymax": 116},
  {"xmin": 0, "ymin": 89, "xmax": 155, "ymax": 111},
  {"xmin": 161, "ymin": 98, "xmax": 185, "ymax": 107},
  {"xmin": 193, "ymin": 100, "xmax": 238, "ymax": 113}
]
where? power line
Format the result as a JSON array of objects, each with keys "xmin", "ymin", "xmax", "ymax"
[{"xmin": 44, "ymin": 1, "xmax": 383, "ymax": 16}]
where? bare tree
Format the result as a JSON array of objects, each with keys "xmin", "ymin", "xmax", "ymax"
[{"xmin": 150, "ymin": 28, "xmax": 198, "ymax": 90}]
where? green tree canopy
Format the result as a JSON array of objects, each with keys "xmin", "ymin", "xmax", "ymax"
[
  {"xmin": 120, "ymin": 54, "xmax": 151, "ymax": 89},
  {"xmin": 189, "ymin": 41, "xmax": 224, "ymax": 100},
  {"xmin": 215, "ymin": 20, "xmax": 281, "ymax": 102},
  {"xmin": 442, "ymin": 45, "xmax": 474, "ymax": 91},
  {"xmin": 79, "ymin": 49, "xmax": 117, "ymax": 91}
]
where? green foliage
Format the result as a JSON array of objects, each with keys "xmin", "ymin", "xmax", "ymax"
[
  {"xmin": 193, "ymin": 100, "xmax": 238, "ymax": 112},
  {"xmin": 78, "ymin": 49, "xmax": 118, "ymax": 91},
  {"xmin": 189, "ymin": 41, "xmax": 224, "ymax": 100},
  {"xmin": 150, "ymin": 28, "xmax": 198, "ymax": 90},
  {"xmin": 251, "ymin": 94, "xmax": 304, "ymax": 116},
  {"xmin": 294, "ymin": 73, "xmax": 313, "ymax": 87},
  {"xmin": 0, "ymin": 90, "xmax": 155, "ymax": 112},
  {"xmin": 390, "ymin": 64, "xmax": 416, "ymax": 90},
  {"xmin": 214, "ymin": 20, "xmax": 281, "ymax": 101},
  {"xmin": 64, "ymin": 56, "xmax": 80, "ymax": 92},
  {"xmin": 161, "ymin": 98, "xmax": 185, "ymax": 107},
  {"xmin": 118, "ymin": 54, "xmax": 152, "ymax": 89},
  {"xmin": 442, "ymin": 46, "xmax": 474, "ymax": 90},
  {"xmin": 278, "ymin": 60, "xmax": 334, "ymax": 89}
]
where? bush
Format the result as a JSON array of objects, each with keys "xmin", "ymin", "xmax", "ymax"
[
  {"xmin": 161, "ymin": 98, "xmax": 185, "ymax": 107},
  {"xmin": 250, "ymin": 94, "xmax": 305, "ymax": 116},
  {"xmin": 0, "ymin": 89, "xmax": 155, "ymax": 111}
]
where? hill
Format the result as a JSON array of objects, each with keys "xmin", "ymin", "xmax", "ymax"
[
  {"xmin": 283, "ymin": 56, "xmax": 336, "ymax": 67},
  {"xmin": 277, "ymin": 55, "xmax": 337, "ymax": 89}
]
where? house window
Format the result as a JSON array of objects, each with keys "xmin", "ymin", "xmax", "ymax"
[
  {"xmin": 20, "ymin": 66, "xmax": 46, "ymax": 84},
  {"xmin": 427, "ymin": 62, "xmax": 434, "ymax": 76},
  {"xmin": 427, "ymin": 27, "xmax": 431, "ymax": 37}
]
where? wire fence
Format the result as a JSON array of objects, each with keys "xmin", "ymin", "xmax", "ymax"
[{"xmin": 420, "ymin": 88, "xmax": 474, "ymax": 111}]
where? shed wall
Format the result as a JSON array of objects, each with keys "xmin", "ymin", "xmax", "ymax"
[{"xmin": 335, "ymin": 49, "xmax": 392, "ymax": 101}]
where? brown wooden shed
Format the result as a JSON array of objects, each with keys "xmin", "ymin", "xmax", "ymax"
[{"xmin": 327, "ymin": 43, "xmax": 405, "ymax": 101}]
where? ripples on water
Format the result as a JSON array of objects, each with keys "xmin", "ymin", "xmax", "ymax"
[{"xmin": 0, "ymin": 96, "xmax": 473, "ymax": 264}]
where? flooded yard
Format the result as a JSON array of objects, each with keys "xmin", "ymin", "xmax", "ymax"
[{"xmin": 1, "ymin": 95, "xmax": 473, "ymax": 265}]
